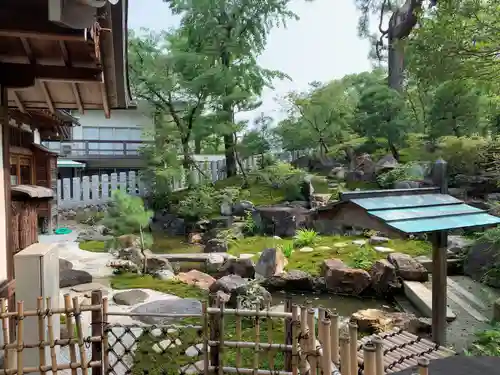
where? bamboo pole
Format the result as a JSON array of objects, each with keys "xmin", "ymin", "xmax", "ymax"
[
  {"xmin": 329, "ymin": 311, "xmax": 339, "ymax": 367},
  {"xmin": 299, "ymin": 306, "xmax": 309, "ymax": 375},
  {"xmin": 321, "ymin": 319, "xmax": 332, "ymax": 375},
  {"xmin": 307, "ymin": 308, "xmax": 317, "ymax": 375},
  {"xmin": 418, "ymin": 358, "xmax": 429, "ymax": 375},
  {"xmin": 254, "ymin": 302, "xmax": 260, "ymax": 375},
  {"xmin": 17, "ymin": 301, "xmax": 24, "ymax": 375},
  {"xmin": 63, "ymin": 295, "xmax": 78, "ymax": 375},
  {"xmin": 0, "ymin": 305, "xmax": 101, "ymax": 318},
  {"xmin": 373, "ymin": 337, "xmax": 385, "ymax": 375},
  {"xmin": 91, "ymin": 290, "xmax": 103, "ymax": 375},
  {"xmin": 235, "ymin": 297, "xmax": 242, "ymax": 368},
  {"xmin": 72, "ymin": 296, "xmax": 88, "ymax": 374},
  {"xmin": 339, "ymin": 335, "xmax": 350, "ymax": 375},
  {"xmin": 363, "ymin": 343, "xmax": 377, "ymax": 375},
  {"xmin": 219, "ymin": 300, "xmax": 225, "ymax": 375},
  {"xmin": 318, "ymin": 307, "xmax": 325, "ymax": 344},
  {"xmin": 266, "ymin": 301, "xmax": 274, "ymax": 369},
  {"xmin": 291, "ymin": 305, "xmax": 299, "ymax": 375},
  {"xmin": 36, "ymin": 298, "xmax": 46, "ymax": 375},
  {"xmin": 46, "ymin": 297, "xmax": 58, "ymax": 375},
  {"xmin": 102, "ymin": 297, "xmax": 109, "ymax": 375},
  {"xmin": 284, "ymin": 297, "xmax": 293, "ymax": 372},
  {"xmin": 1, "ymin": 299, "xmax": 10, "ymax": 370},
  {"xmin": 202, "ymin": 301, "xmax": 209, "ymax": 375},
  {"xmin": 348, "ymin": 323, "xmax": 358, "ymax": 375}
]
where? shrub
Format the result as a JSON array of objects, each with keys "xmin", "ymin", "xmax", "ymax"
[
  {"xmin": 377, "ymin": 162, "xmax": 430, "ymax": 188},
  {"xmin": 252, "ymin": 162, "xmax": 306, "ymax": 188},
  {"xmin": 102, "ymin": 191, "xmax": 152, "ymax": 236},
  {"xmin": 466, "ymin": 324, "xmax": 500, "ymax": 356},
  {"xmin": 176, "ymin": 184, "xmax": 219, "ymax": 221},
  {"xmin": 293, "ymin": 229, "xmax": 318, "ymax": 248},
  {"xmin": 281, "ymin": 243, "xmax": 294, "ymax": 259},
  {"xmin": 243, "ymin": 212, "xmax": 258, "ymax": 236},
  {"xmin": 348, "ymin": 247, "xmax": 375, "ymax": 270}
]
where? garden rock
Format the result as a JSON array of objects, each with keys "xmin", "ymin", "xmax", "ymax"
[
  {"xmin": 209, "ymin": 216, "xmax": 233, "ymax": 229},
  {"xmin": 59, "ymin": 258, "xmax": 73, "ymax": 271},
  {"xmin": 464, "ymin": 240, "xmax": 500, "ymax": 287},
  {"xmin": 59, "ymin": 269, "xmax": 93, "ymax": 288},
  {"xmin": 131, "ymin": 299, "xmax": 202, "ymax": 325},
  {"xmin": 300, "ymin": 175, "xmax": 315, "ymax": 201},
  {"xmin": 76, "ymin": 228, "xmax": 112, "ymax": 242},
  {"xmin": 351, "ymin": 309, "xmax": 424, "ymax": 334},
  {"xmin": 145, "ymin": 251, "xmax": 174, "ymax": 273},
  {"xmin": 218, "ymin": 258, "xmax": 255, "ymax": 279},
  {"xmin": 118, "ymin": 247, "xmax": 173, "ymax": 274},
  {"xmin": 263, "ymin": 270, "xmax": 314, "ymax": 291},
  {"xmin": 299, "ymin": 247, "xmax": 313, "ymax": 253},
  {"xmin": 232, "ymin": 201, "xmax": 255, "ymax": 217},
  {"xmin": 210, "ymin": 275, "xmax": 246, "ymax": 295},
  {"xmin": 369, "ymin": 260, "xmax": 398, "ymax": 296},
  {"xmin": 204, "ymin": 239, "xmax": 228, "ymax": 253},
  {"xmin": 116, "ymin": 234, "xmax": 141, "ymax": 249},
  {"xmin": 288, "ymin": 201, "xmax": 310, "ymax": 208},
  {"xmin": 229, "ymin": 282, "xmax": 271, "ymax": 309},
  {"xmin": 447, "ymin": 235, "xmax": 472, "ymax": 255},
  {"xmin": 354, "ymin": 154, "xmax": 376, "ymax": 180},
  {"xmin": 177, "ymin": 270, "xmax": 215, "ymax": 291},
  {"xmin": 387, "ymin": 253, "xmax": 428, "ymax": 282},
  {"xmin": 156, "ymin": 269, "xmax": 175, "ymax": 280},
  {"xmin": 321, "ymin": 259, "xmax": 371, "ymax": 296},
  {"xmin": 152, "ymin": 212, "xmax": 186, "ymax": 236},
  {"xmin": 493, "ymin": 298, "xmax": 500, "ymax": 322},
  {"xmin": 205, "ymin": 254, "xmax": 226, "ymax": 273},
  {"xmin": 373, "ymin": 246, "xmax": 394, "ymax": 253},
  {"xmin": 255, "ymin": 248, "xmax": 287, "ymax": 278},
  {"xmin": 375, "ymin": 154, "xmax": 398, "ymax": 174},
  {"xmin": 107, "ymin": 259, "xmax": 140, "ymax": 273},
  {"xmin": 394, "ymin": 180, "xmax": 423, "ymax": 189},
  {"xmin": 352, "ymin": 239, "xmax": 366, "ymax": 246},
  {"xmin": 369, "ymin": 236, "xmax": 389, "ymax": 245},
  {"xmin": 220, "ymin": 202, "xmax": 233, "ymax": 216},
  {"xmin": 188, "ymin": 233, "xmax": 203, "ymax": 245},
  {"xmin": 254, "ymin": 206, "xmax": 311, "ymax": 237},
  {"xmin": 310, "ymin": 194, "xmax": 331, "ymax": 209},
  {"xmin": 209, "ymin": 275, "xmax": 270, "ymax": 308},
  {"xmin": 330, "ymin": 166, "xmax": 346, "ymax": 180},
  {"xmin": 113, "ymin": 290, "xmax": 149, "ymax": 306}
]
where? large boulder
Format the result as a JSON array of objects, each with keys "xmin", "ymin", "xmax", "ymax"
[
  {"xmin": 255, "ymin": 248, "xmax": 287, "ymax": 278},
  {"xmin": 113, "ymin": 290, "xmax": 149, "ymax": 306},
  {"xmin": 131, "ymin": 298, "xmax": 202, "ymax": 325},
  {"xmin": 59, "ymin": 269, "xmax": 93, "ymax": 288},
  {"xmin": 151, "ymin": 212, "xmax": 186, "ymax": 235},
  {"xmin": 177, "ymin": 270, "xmax": 215, "ymax": 291},
  {"xmin": 321, "ymin": 259, "xmax": 371, "ymax": 296},
  {"xmin": 354, "ymin": 154, "xmax": 375, "ymax": 180},
  {"xmin": 387, "ymin": 253, "xmax": 428, "ymax": 282},
  {"xmin": 262, "ymin": 270, "xmax": 314, "ymax": 291},
  {"xmin": 117, "ymin": 247, "xmax": 173, "ymax": 274},
  {"xmin": 254, "ymin": 206, "xmax": 311, "ymax": 237},
  {"xmin": 369, "ymin": 260, "xmax": 399, "ymax": 296},
  {"xmin": 351, "ymin": 309, "xmax": 429, "ymax": 334},
  {"xmin": 375, "ymin": 154, "xmax": 398, "ymax": 174},
  {"xmin": 464, "ymin": 240, "xmax": 500, "ymax": 287},
  {"xmin": 448, "ymin": 235, "xmax": 472, "ymax": 256},
  {"xmin": 310, "ymin": 194, "xmax": 331, "ymax": 209},
  {"xmin": 218, "ymin": 258, "xmax": 255, "ymax": 279},
  {"xmin": 232, "ymin": 201, "xmax": 255, "ymax": 217},
  {"xmin": 204, "ymin": 239, "xmax": 228, "ymax": 253},
  {"xmin": 209, "ymin": 275, "xmax": 270, "ymax": 308}
]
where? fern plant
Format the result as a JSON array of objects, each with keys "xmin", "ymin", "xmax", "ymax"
[
  {"xmin": 281, "ymin": 243, "xmax": 294, "ymax": 259},
  {"xmin": 293, "ymin": 229, "xmax": 318, "ymax": 248}
]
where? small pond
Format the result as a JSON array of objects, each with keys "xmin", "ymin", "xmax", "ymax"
[{"xmin": 271, "ymin": 291, "xmax": 395, "ymax": 318}]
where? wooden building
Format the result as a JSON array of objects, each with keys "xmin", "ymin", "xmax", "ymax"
[{"xmin": 0, "ymin": 0, "xmax": 132, "ymax": 309}]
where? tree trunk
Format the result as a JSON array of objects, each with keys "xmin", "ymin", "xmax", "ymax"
[
  {"xmin": 224, "ymin": 134, "xmax": 237, "ymax": 177},
  {"xmin": 388, "ymin": 140, "xmax": 400, "ymax": 162},
  {"xmin": 194, "ymin": 138, "xmax": 202, "ymax": 154}
]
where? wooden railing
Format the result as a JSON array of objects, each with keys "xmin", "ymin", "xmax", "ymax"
[{"xmin": 42, "ymin": 140, "xmax": 151, "ymax": 158}]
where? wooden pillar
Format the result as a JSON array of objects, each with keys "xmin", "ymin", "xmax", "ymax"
[{"xmin": 431, "ymin": 158, "xmax": 448, "ymax": 345}]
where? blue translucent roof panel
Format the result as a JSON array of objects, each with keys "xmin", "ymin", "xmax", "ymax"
[
  {"xmin": 351, "ymin": 194, "xmax": 460, "ymax": 210},
  {"xmin": 348, "ymin": 193, "xmax": 500, "ymax": 234},
  {"xmin": 387, "ymin": 213, "xmax": 500, "ymax": 233},
  {"xmin": 370, "ymin": 203, "xmax": 482, "ymax": 222}
]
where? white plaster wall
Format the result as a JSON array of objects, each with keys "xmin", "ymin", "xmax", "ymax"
[{"xmin": 71, "ymin": 109, "xmax": 153, "ymax": 141}]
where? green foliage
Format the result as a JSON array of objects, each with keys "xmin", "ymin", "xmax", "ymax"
[
  {"xmin": 377, "ymin": 162, "xmax": 429, "ymax": 188},
  {"xmin": 176, "ymin": 184, "xmax": 220, "ymax": 221},
  {"xmin": 281, "ymin": 243, "xmax": 294, "ymax": 259},
  {"xmin": 293, "ymin": 229, "xmax": 319, "ymax": 248},
  {"xmin": 347, "ymin": 247, "xmax": 376, "ymax": 270},
  {"xmin": 78, "ymin": 241, "xmax": 107, "ymax": 253},
  {"xmin": 243, "ymin": 212, "xmax": 258, "ymax": 236},
  {"xmin": 252, "ymin": 162, "xmax": 306, "ymax": 189},
  {"xmin": 466, "ymin": 324, "xmax": 500, "ymax": 356},
  {"xmin": 435, "ymin": 136, "xmax": 488, "ymax": 178},
  {"xmin": 102, "ymin": 191, "xmax": 153, "ymax": 236}
]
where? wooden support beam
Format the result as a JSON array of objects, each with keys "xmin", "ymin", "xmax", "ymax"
[
  {"xmin": 39, "ymin": 81, "xmax": 55, "ymax": 114},
  {"xmin": 11, "ymin": 91, "xmax": 25, "ymax": 113},
  {"xmin": 0, "ymin": 63, "xmax": 102, "ymax": 87},
  {"xmin": 0, "ymin": 15, "xmax": 87, "ymax": 42},
  {"xmin": 59, "ymin": 41, "xmax": 84, "ymax": 114},
  {"xmin": 20, "ymin": 38, "xmax": 35, "ymax": 64}
]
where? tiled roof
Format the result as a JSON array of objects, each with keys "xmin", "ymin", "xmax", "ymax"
[{"xmin": 357, "ymin": 328, "xmax": 456, "ymax": 374}]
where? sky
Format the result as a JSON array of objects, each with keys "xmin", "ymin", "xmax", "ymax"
[{"xmin": 128, "ymin": 0, "xmax": 373, "ymax": 124}]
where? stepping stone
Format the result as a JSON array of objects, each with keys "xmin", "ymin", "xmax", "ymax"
[
  {"xmin": 59, "ymin": 269, "xmax": 92, "ymax": 288},
  {"xmin": 239, "ymin": 253, "xmax": 255, "ymax": 259},
  {"xmin": 113, "ymin": 290, "xmax": 149, "ymax": 306},
  {"xmin": 152, "ymin": 338, "xmax": 182, "ymax": 354},
  {"xmin": 185, "ymin": 343, "xmax": 208, "ymax": 357},
  {"xmin": 299, "ymin": 247, "xmax": 314, "ymax": 253},
  {"xmin": 70, "ymin": 282, "xmax": 108, "ymax": 293},
  {"xmin": 403, "ymin": 281, "xmax": 456, "ymax": 321},
  {"xmin": 316, "ymin": 246, "xmax": 331, "ymax": 251},
  {"xmin": 131, "ymin": 299, "xmax": 202, "ymax": 325},
  {"xmin": 352, "ymin": 239, "xmax": 367, "ymax": 246},
  {"xmin": 273, "ymin": 236, "xmax": 282, "ymax": 240},
  {"xmin": 369, "ymin": 236, "xmax": 390, "ymax": 245},
  {"xmin": 373, "ymin": 246, "xmax": 395, "ymax": 253},
  {"xmin": 334, "ymin": 242, "xmax": 348, "ymax": 248}
]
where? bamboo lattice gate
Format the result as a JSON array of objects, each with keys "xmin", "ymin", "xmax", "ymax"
[{"xmin": 0, "ymin": 291, "xmax": 446, "ymax": 375}]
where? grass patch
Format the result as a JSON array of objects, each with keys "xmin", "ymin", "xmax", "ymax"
[
  {"xmin": 78, "ymin": 240, "xmax": 107, "ymax": 252},
  {"xmin": 110, "ymin": 273, "xmax": 208, "ymax": 300},
  {"xmin": 151, "ymin": 234, "xmax": 202, "ymax": 254},
  {"xmin": 228, "ymin": 235, "xmax": 431, "ymax": 275}
]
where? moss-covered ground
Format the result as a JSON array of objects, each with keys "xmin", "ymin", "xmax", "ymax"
[{"xmin": 78, "ymin": 240, "xmax": 107, "ymax": 252}]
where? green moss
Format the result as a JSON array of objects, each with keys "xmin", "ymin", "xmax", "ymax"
[
  {"xmin": 78, "ymin": 240, "xmax": 107, "ymax": 252},
  {"xmin": 214, "ymin": 176, "xmax": 287, "ymax": 206},
  {"xmin": 151, "ymin": 234, "xmax": 202, "ymax": 254},
  {"xmin": 228, "ymin": 235, "xmax": 431, "ymax": 275},
  {"xmin": 110, "ymin": 273, "xmax": 208, "ymax": 300}
]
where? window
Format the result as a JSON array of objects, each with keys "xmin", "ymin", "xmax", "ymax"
[{"xmin": 10, "ymin": 155, "xmax": 33, "ymax": 186}]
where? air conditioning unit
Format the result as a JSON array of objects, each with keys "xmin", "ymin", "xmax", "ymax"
[{"xmin": 48, "ymin": 0, "xmax": 120, "ymax": 29}]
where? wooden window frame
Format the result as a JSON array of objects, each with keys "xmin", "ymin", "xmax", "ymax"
[{"xmin": 10, "ymin": 152, "xmax": 35, "ymax": 186}]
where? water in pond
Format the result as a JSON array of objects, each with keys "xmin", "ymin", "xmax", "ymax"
[{"xmin": 271, "ymin": 292, "xmax": 395, "ymax": 319}]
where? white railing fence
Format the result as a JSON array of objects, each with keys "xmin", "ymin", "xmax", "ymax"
[{"xmin": 57, "ymin": 151, "xmax": 308, "ymax": 209}]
